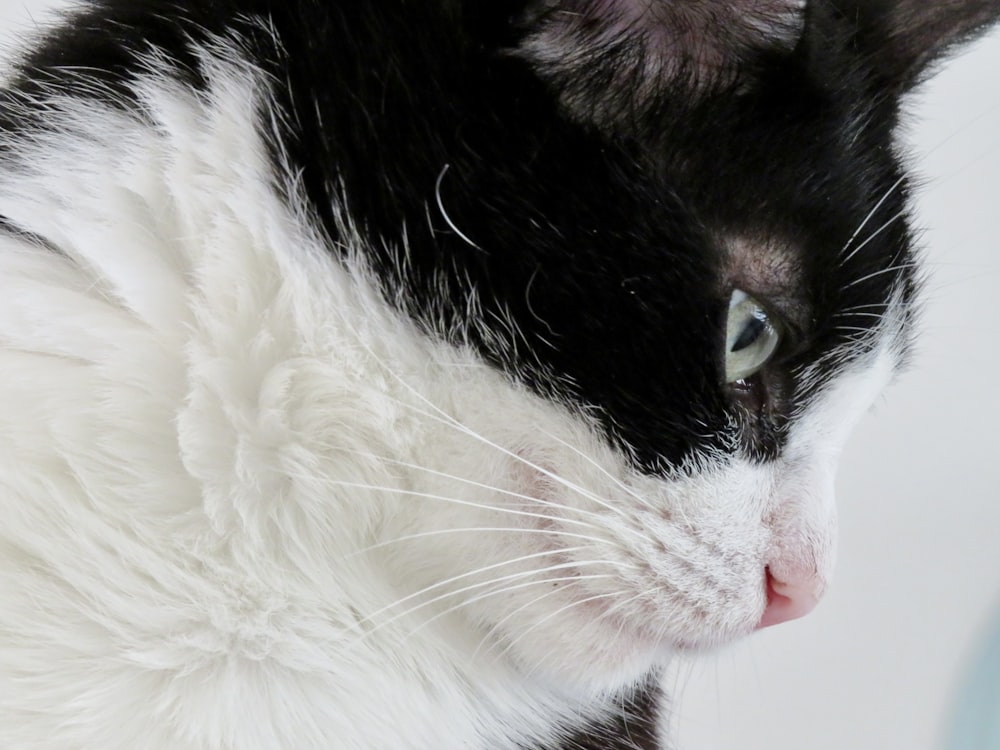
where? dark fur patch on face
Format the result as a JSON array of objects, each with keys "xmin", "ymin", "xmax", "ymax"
[
  {"xmin": 251, "ymin": 0, "xmax": 923, "ymax": 472},
  {"xmin": 2, "ymin": 0, "xmax": 926, "ymax": 477}
]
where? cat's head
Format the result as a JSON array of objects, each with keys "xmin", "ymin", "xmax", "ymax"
[{"xmin": 284, "ymin": 0, "xmax": 1000, "ymax": 688}]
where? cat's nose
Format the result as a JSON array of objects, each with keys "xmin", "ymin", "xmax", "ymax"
[{"xmin": 756, "ymin": 567, "xmax": 824, "ymax": 629}]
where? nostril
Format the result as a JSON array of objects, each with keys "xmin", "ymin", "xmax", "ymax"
[{"xmin": 756, "ymin": 567, "xmax": 823, "ymax": 630}]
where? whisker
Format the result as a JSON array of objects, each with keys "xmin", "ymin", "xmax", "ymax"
[
  {"xmin": 470, "ymin": 580, "xmax": 586, "ymax": 661},
  {"xmin": 434, "ymin": 163, "xmax": 482, "ymax": 251},
  {"xmin": 524, "ymin": 266, "xmax": 559, "ymax": 342},
  {"xmin": 405, "ymin": 573, "xmax": 617, "ymax": 644},
  {"xmin": 346, "ymin": 527, "xmax": 616, "ymax": 559},
  {"xmin": 352, "ymin": 557, "xmax": 634, "ymax": 646},
  {"xmin": 844, "ymin": 261, "xmax": 919, "ymax": 289},
  {"xmin": 841, "ymin": 208, "xmax": 908, "ymax": 265},
  {"xmin": 341, "ymin": 368, "xmax": 658, "ymax": 546},
  {"xmin": 595, "ymin": 588, "xmax": 646, "ymax": 622},
  {"xmin": 840, "ymin": 175, "xmax": 906, "ymax": 258},
  {"xmin": 325, "ymin": 478, "xmax": 605, "ymax": 532},
  {"xmin": 831, "ymin": 311, "xmax": 887, "ymax": 321},
  {"xmin": 491, "ymin": 591, "xmax": 623, "ymax": 663},
  {"xmin": 610, "ymin": 591, "xmax": 648, "ymax": 627},
  {"xmin": 919, "ymin": 97, "xmax": 1000, "ymax": 171},
  {"xmin": 325, "ymin": 446, "xmax": 630, "ymax": 532},
  {"xmin": 361, "ymin": 546, "xmax": 638, "ymax": 628},
  {"xmin": 318, "ymin": 449, "xmax": 704, "ymax": 571},
  {"xmin": 835, "ymin": 302, "xmax": 891, "ymax": 315},
  {"xmin": 353, "ymin": 548, "xmax": 586, "ymax": 632},
  {"xmin": 534, "ymin": 426, "xmax": 661, "ymax": 515},
  {"xmin": 419, "ymin": 412, "xmax": 634, "ymax": 523}
]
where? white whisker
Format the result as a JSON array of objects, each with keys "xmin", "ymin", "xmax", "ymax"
[
  {"xmin": 836, "ymin": 302, "xmax": 891, "ymax": 314},
  {"xmin": 591, "ymin": 591, "xmax": 649, "ymax": 657},
  {"xmin": 595, "ymin": 589, "xmax": 646, "ymax": 621},
  {"xmin": 325, "ymin": 478, "xmax": 604, "ymax": 532},
  {"xmin": 841, "ymin": 208, "xmax": 908, "ymax": 265},
  {"xmin": 406, "ymin": 573, "xmax": 616, "ymax": 643},
  {"xmin": 831, "ymin": 311, "xmax": 886, "ymax": 321},
  {"xmin": 844, "ymin": 261, "xmax": 919, "ymax": 289},
  {"xmin": 524, "ymin": 266, "xmax": 559, "ymax": 342},
  {"xmin": 535, "ymin": 426, "xmax": 660, "ymax": 514},
  {"xmin": 435, "ymin": 163, "xmax": 482, "ymax": 251},
  {"xmin": 352, "ymin": 556, "xmax": 634, "ymax": 646},
  {"xmin": 353, "ymin": 548, "xmax": 586, "ymax": 631},
  {"xmin": 470, "ymin": 580, "xmax": 587, "ymax": 661},
  {"xmin": 491, "ymin": 590, "xmax": 623, "ymax": 663},
  {"xmin": 344, "ymin": 349, "xmax": 658, "ymax": 545},
  {"xmin": 325, "ymin": 445, "xmax": 630, "ymax": 531},
  {"xmin": 834, "ymin": 325, "xmax": 873, "ymax": 336},
  {"xmin": 346, "ymin": 526, "xmax": 616, "ymax": 559},
  {"xmin": 840, "ymin": 174, "xmax": 906, "ymax": 258},
  {"xmin": 417, "ymin": 411, "xmax": 633, "ymax": 523}
]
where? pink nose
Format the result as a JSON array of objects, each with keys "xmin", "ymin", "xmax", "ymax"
[{"xmin": 757, "ymin": 568, "xmax": 823, "ymax": 629}]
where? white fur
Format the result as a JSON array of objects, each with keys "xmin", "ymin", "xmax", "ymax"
[{"xmin": 0, "ymin": 38, "xmax": 902, "ymax": 749}]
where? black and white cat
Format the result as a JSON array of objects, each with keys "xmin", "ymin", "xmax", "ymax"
[{"xmin": 1, "ymin": 1, "xmax": 998, "ymax": 748}]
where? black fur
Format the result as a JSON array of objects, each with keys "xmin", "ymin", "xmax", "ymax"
[
  {"xmin": 5, "ymin": 0, "xmax": 928, "ymax": 474},
  {"xmin": 551, "ymin": 680, "xmax": 662, "ymax": 750}
]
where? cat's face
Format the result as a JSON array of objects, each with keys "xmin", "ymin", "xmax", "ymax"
[
  {"xmin": 348, "ymin": 0, "xmax": 945, "ymax": 687},
  {"xmin": 291, "ymin": 4, "xmax": 984, "ymax": 701}
]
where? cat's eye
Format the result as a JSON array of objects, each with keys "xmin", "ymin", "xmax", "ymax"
[{"xmin": 725, "ymin": 290, "xmax": 781, "ymax": 384}]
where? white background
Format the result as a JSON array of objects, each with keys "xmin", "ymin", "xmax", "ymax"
[{"xmin": 2, "ymin": 2, "xmax": 998, "ymax": 749}]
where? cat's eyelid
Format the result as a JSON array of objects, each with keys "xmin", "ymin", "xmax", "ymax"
[
  {"xmin": 756, "ymin": 291, "xmax": 807, "ymax": 342},
  {"xmin": 720, "ymin": 234, "xmax": 809, "ymax": 331}
]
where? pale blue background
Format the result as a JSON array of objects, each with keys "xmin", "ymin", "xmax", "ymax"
[
  {"xmin": 2, "ymin": 2, "xmax": 999, "ymax": 749},
  {"xmin": 948, "ymin": 606, "xmax": 1000, "ymax": 749}
]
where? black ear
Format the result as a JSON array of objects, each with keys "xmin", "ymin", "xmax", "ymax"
[
  {"xmin": 865, "ymin": 0, "xmax": 1000, "ymax": 89},
  {"xmin": 510, "ymin": 0, "xmax": 808, "ymax": 124}
]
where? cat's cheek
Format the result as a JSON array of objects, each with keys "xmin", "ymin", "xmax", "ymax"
[{"xmin": 527, "ymin": 461, "xmax": 778, "ymax": 657}]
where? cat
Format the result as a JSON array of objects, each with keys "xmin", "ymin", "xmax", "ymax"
[{"xmin": 1, "ymin": 1, "xmax": 998, "ymax": 748}]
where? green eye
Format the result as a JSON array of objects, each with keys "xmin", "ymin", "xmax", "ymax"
[{"xmin": 725, "ymin": 290, "xmax": 781, "ymax": 383}]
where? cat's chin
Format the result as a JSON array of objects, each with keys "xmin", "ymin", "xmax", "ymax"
[
  {"xmin": 642, "ymin": 615, "xmax": 761, "ymax": 657},
  {"xmin": 496, "ymin": 630, "xmax": 749, "ymax": 696},
  {"xmin": 664, "ymin": 630, "xmax": 755, "ymax": 656},
  {"xmin": 485, "ymin": 589, "xmax": 761, "ymax": 691}
]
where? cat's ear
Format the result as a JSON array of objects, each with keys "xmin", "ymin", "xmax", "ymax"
[
  {"xmin": 865, "ymin": 0, "xmax": 1000, "ymax": 90},
  {"xmin": 510, "ymin": 0, "xmax": 808, "ymax": 122}
]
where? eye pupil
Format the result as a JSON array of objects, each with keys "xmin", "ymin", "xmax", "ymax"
[{"xmin": 731, "ymin": 316, "xmax": 766, "ymax": 353}]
